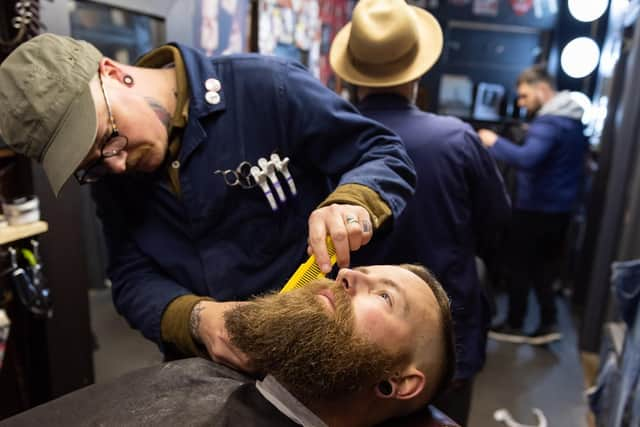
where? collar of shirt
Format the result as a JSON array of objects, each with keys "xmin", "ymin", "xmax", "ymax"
[
  {"xmin": 135, "ymin": 45, "xmax": 190, "ymax": 195},
  {"xmin": 256, "ymin": 375, "xmax": 328, "ymax": 427},
  {"xmin": 358, "ymin": 93, "xmax": 417, "ymax": 111},
  {"xmin": 135, "ymin": 45, "xmax": 190, "ymax": 129},
  {"xmin": 170, "ymin": 42, "xmax": 227, "ymax": 118}
]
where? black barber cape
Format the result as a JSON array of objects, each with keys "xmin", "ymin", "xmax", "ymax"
[{"xmin": 1, "ymin": 358, "xmax": 299, "ymax": 427}]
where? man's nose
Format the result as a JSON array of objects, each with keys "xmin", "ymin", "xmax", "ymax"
[
  {"xmin": 337, "ymin": 268, "xmax": 368, "ymax": 296},
  {"xmin": 104, "ymin": 151, "xmax": 127, "ymax": 174}
]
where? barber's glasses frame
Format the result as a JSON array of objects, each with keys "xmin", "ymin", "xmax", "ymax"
[{"xmin": 74, "ymin": 72, "xmax": 129, "ymax": 185}]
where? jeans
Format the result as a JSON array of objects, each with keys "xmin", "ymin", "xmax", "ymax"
[
  {"xmin": 631, "ymin": 378, "xmax": 640, "ymax": 427},
  {"xmin": 505, "ymin": 210, "xmax": 570, "ymax": 328},
  {"xmin": 608, "ymin": 260, "xmax": 640, "ymax": 427},
  {"xmin": 588, "ymin": 348, "xmax": 621, "ymax": 424},
  {"xmin": 612, "ymin": 259, "xmax": 640, "ymax": 327}
]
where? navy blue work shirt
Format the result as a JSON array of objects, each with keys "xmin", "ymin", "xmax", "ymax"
[
  {"xmin": 91, "ymin": 45, "xmax": 416, "ymax": 347},
  {"xmin": 352, "ymin": 94, "xmax": 510, "ymax": 380}
]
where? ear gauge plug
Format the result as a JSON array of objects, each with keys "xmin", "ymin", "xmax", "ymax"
[
  {"xmin": 378, "ymin": 380, "xmax": 393, "ymax": 396},
  {"xmin": 123, "ymin": 74, "xmax": 134, "ymax": 86}
]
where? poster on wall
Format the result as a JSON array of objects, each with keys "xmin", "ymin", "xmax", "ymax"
[
  {"xmin": 510, "ymin": 0, "xmax": 533, "ymax": 16},
  {"xmin": 319, "ymin": 0, "xmax": 352, "ymax": 88},
  {"xmin": 473, "ymin": 82, "xmax": 505, "ymax": 121},
  {"xmin": 259, "ymin": 0, "xmax": 322, "ymax": 78},
  {"xmin": 533, "ymin": 0, "xmax": 558, "ymax": 18},
  {"xmin": 198, "ymin": 0, "xmax": 249, "ymax": 56},
  {"xmin": 438, "ymin": 74, "xmax": 473, "ymax": 118},
  {"xmin": 472, "ymin": 0, "xmax": 498, "ymax": 16},
  {"xmin": 408, "ymin": 0, "xmax": 440, "ymax": 9}
]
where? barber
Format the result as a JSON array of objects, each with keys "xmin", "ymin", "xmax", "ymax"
[{"xmin": 0, "ymin": 34, "xmax": 416, "ymax": 370}]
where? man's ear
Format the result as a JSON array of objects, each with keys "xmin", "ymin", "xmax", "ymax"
[
  {"xmin": 534, "ymin": 86, "xmax": 545, "ymax": 103},
  {"xmin": 535, "ymin": 82, "xmax": 553, "ymax": 104},
  {"xmin": 387, "ymin": 366, "xmax": 426, "ymax": 401},
  {"xmin": 99, "ymin": 58, "xmax": 128, "ymax": 86}
]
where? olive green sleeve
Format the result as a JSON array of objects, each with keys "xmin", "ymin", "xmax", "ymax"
[
  {"xmin": 160, "ymin": 294, "xmax": 213, "ymax": 358},
  {"xmin": 317, "ymin": 183, "xmax": 392, "ymax": 229}
]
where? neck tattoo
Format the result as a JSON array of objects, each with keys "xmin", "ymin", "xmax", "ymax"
[{"xmin": 145, "ymin": 97, "xmax": 171, "ymax": 129}]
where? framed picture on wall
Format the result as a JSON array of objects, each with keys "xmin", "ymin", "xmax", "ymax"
[
  {"xmin": 438, "ymin": 74, "xmax": 474, "ymax": 118},
  {"xmin": 473, "ymin": 82, "xmax": 505, "ymax": 121},
  {"xmin": 472, "ymin": 0, "xmax": 498, "ymax": 16},
  {"xmin": 258, "ymin": 0, "xmax": 321, "ymax": 77},
  {"xmin": 198, "ymin": 0, "xmax": 250, "ymax": 56},
  {"xmin": 69, "ymin": 1, "xmax": 165, "ymax": 64}
]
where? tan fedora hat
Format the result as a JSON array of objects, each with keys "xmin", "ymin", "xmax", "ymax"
[{"xmin": 330, "ymin": 0, "xmax": 443, "ymax": 87}]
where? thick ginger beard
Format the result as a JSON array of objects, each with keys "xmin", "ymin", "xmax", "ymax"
[{"xmin": 224, "ymin": 278, "xmax": 407, "ymax": 403}]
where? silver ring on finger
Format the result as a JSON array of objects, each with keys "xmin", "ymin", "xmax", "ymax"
[{"xmin": 345, "ymin": 215, "xmax": 360, "ymax": 226}]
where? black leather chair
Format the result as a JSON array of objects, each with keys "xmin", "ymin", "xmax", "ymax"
[{"xmin": 378, "ymin": 405, "xmax": 460, "ymax": 427}]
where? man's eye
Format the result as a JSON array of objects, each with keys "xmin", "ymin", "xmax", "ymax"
[{"xmin": 379, "ymin": 292, "xmax": 392, "ymax": 306}]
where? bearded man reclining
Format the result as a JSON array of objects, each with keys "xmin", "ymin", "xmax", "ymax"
[{"xmin": 3, "ymin": 264, "xmax": 456, "ymax": 427}]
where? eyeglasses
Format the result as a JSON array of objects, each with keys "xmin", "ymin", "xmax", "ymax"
[{"xmin": 74, "ymin": 72, "xmax": 128, "ymax": 185}]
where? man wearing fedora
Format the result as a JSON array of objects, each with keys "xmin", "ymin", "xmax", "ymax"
[{"xmin": 330, "ymin": 1, "xmax": 511, "ymax": 424}]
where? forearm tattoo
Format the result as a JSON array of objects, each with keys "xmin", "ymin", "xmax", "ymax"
[
  {"xmin": 190, "ymin": 301, "xmax": 207, "ymax": 343},
  {"xmin": 144, "ymin": 97, "xmax": 171, "ymax": 129}
]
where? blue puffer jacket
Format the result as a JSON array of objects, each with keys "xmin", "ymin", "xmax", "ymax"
[{"xmin": 489, "ymin": 91, "xmax": 588, "ymax": 213}]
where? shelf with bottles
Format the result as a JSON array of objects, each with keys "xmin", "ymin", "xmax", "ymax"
[{"xmin": 0, "ymin": 221, "xmax": 48, "ymax": 246}]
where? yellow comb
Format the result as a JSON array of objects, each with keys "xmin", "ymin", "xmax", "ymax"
[{"xmin": 280, "ymin": 238, "xmax": 337, "ymax": 293}]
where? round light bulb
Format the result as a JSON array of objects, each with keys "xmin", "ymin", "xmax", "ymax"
[
  {"xmin": 561, "ymin": 37, "xmax": 600, "ymax": 78},
  {"xmin": 568, "ymin": 0, "xmax": 608, "ymax": 22}
]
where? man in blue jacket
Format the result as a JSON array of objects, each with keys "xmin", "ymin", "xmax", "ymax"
[
  {"xmin": 478, "ymin": 65, "xmax": 588, "ymax": 345},
  {"xmin": 330, "ymin": 1, "xmax": 511, "ymax": 424},
  {"xmin": 0, "ymin": 34, "xmax": 416, "ymax": 369}
]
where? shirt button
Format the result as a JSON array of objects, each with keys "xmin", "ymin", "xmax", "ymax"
[
  {"xmin": 205, "ymin": 78, "xmax": 221, "ymax": 92},
  {"xmin": 171, "ymin": 160, "xmax": 180, "ymax": 169},
  {"xmin": 205, "ymin": 91, "xmax": 221, "ymax": 105}
]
